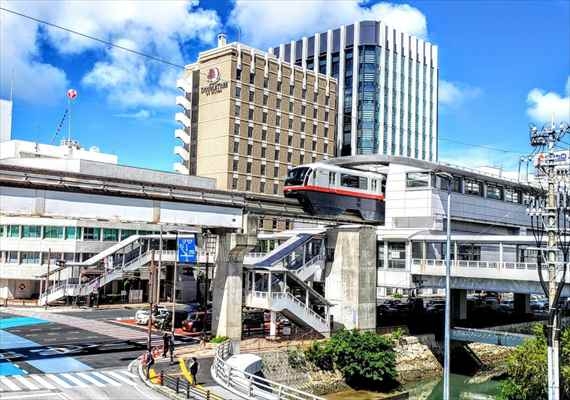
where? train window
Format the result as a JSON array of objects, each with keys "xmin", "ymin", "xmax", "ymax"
[
  {"xmin": 284, "ymin": 167, "xmax": 310, "ymax": 186},
  {"xmin": 359, "ymin": 177, "xmax": 368, "ymax": 190},
  {"xmin": 329, "ymin": 172, "xmax": 336, "ymax": 185},
  {"xmin": 371, "ymin": 179, "xmax": 377, "ymax": 191},
  {"xmin": 341, "ymin": 174, "xmax": 360, "ymax": 189}
]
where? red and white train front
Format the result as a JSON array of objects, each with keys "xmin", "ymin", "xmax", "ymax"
[{"xmin": 283, "ymin": 163, "xmax": 386, "ymax": 222}]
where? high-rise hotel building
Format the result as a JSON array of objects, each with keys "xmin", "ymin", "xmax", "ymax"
[
  {"xmin": 269, "ymin": 20, "xmax": 438, "ymax": 161},
  {"xmin": 174, "ymin": 35, "xmax": 337, "ymax": 197}
]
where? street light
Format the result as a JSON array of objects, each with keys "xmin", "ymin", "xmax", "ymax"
[
  {"xmin": 201, "ymin": 230, "xmax": 211, "ymax": 335},
  {"xmin": 436, "ymin": 171, "xmax": 453, "ymax": 400}
]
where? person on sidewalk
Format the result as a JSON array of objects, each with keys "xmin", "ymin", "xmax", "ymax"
[
  {"xmin": 145, "ymin": 350, "xmax": 155, "ymax": 379},
  {"xmin": 168, "ymin": 334, "xmax": 175, "ymax": 364},
  {"xmin": 162, "ymin": 332, "xmax": 169, "ymax": 358},
  {"xmin": 188, "ymin": 357, "xmax": 199, "ymax": 385}
]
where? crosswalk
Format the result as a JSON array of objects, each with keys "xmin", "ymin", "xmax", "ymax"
[{"xmin": 0, "ymin": 369, "xmax": 137, "ymax": 392}]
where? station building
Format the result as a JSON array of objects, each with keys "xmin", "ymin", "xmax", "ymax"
[
  {"xmin": 0, "ymin": 141, "xmax": 548, "ymax": 335},
  {"xmin": 0, "ymin": 139, "xmax": 226, "ymax": 300}
]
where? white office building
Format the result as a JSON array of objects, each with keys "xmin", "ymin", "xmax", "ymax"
[{"xmin": 269, "ymin": 20, "xmax": 438, "ymax": 161}]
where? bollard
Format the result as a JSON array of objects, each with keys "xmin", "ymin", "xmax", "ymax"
[
  {"xmin": 176, "ymin": 377, "xmax": 179, "ymax": 393},
  {"xmin": 186, "ymin": 382, "xmax": 190, "ymax": 399},
  {"xmin": 206, "ymin": 390, "xmax": 210, "ymax": 399},
  {"xmin": 160, "ymin": 370, "xmax": 164, "ymax": 386}
]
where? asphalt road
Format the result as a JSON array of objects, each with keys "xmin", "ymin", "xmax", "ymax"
[
  {"xmin": 1, "ymin": 310, "xmax": 149, "ymax": 373},
  {"xmin": 55, "ymin": 308, "xmax": 136, "ymax": 321}
]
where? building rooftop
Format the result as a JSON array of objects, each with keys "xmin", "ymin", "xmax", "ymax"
[{"xmin": 325, "ymin": 154, "xmax": 539, "ymax": 190}]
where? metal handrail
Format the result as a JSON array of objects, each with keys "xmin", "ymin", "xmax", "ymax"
[
  {"xmin": 210, "ymin": 340, "xmax": 325, "ymax": 400},
  {"xmin": 247, "ymin": 290, "xmax": 328, "ymax": 327}
]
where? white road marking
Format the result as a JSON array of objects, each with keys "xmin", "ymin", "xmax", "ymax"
[
  {"xmin": 45, "ymin": 374, "xmax": 72, "ymax": 389},
  {"xmin": 61, "ymin": 373, "xmax": 87, "ymax": 387},
  {"xmin": 1, "ymin": 393, "xmax": 58, "ymax": 399},
  {"xmin": 14, "ymin": 375, "xmax": 38, "ymax": 390},
  {"xmin": 75, "ymin": 372, "xmax": 105, "ymax": 388},
  {"xmin": 29, "ymin": 375, "xmax": 56, "ymax": 389},
  {"xmin": 105, "ymin": 371, "xmax": 135, "ymax": 385},
  {"xmin": 119, "ymin": 370, "xmax": 138, "ymax": 379},
  {"xmin": 0, "ymin": 377, "xmax": 21, "ymax": 391},
  {"xmin": 91, "ymin": 371, "xmax": 121, "ymax": 386}
]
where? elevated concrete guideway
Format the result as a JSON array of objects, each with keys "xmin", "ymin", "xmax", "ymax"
[{"xmin": 0, "ymin": 164, "xmax": 376, "ymax": 226}]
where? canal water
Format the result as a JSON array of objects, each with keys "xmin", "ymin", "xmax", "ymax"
[{"xmin": 325, "ymin": 373, "xmax": 503, "ymax": 400}]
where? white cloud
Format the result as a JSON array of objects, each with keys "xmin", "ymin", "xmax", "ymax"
[
  {"xmin": 526, "ymin": 76, "xmax": 570, "ymax": 123},
  {"xmin": 114, "ymin": 109, "xmax": 151, "ymax": 119},
  {"xmin": 438, "ymin": 80, "xmax": 482, "ymax": 107},
  {"xmin": 229, "ymin": 0, "xmax": 428, "ymax": 48},
  {"xmin": 0, "ymin": 1, "xmax": 69, "ymax": 104},
  {"xmin": 0, "ymin": 0, "xmax": 221, "ymax": 108}
]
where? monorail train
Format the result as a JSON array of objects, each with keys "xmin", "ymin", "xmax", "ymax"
[{"xmin": 283, "ymin": 163, "xmax": 386, "ymax": 222}]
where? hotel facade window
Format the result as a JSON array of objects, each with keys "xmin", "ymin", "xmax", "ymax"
[
  {"xmin": 269, "ymin": 20, "xmax": 438, "ymax": 161},
  {"xmin": 174, "ymin": 41, "xmax": 337, "ymax": 201}
]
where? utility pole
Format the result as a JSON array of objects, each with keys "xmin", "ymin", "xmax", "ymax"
[
  {"xmin": 528, "ymin": 121, "xmax": 570, "ymax": 400},
  {"xmin": 148, "ymin": 250, "xmax": 155, "ymax": 352},
  {"xmin": 171, "ymin": 232, "xmax": 178, "ymax": 337}
]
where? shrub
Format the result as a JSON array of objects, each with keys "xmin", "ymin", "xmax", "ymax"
[
  {"xmin": 305, "ymin": 329, "xmax": 397, "ymax": 389},
  {"xmin": 210, "ymin": 335, "xmax": 229, "ymax": 344},
  {"xmin": 499, "ymin": 325, "xmax": 570, "ymax": 400}
]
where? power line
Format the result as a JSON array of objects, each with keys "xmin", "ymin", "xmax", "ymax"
[
  {"xmin": 439, "ymin": 136, "xmax": 523, "ymax": 154},
  {"xmin": 0, "ymin": 7, "xmax": 186, "ymax": 69}
]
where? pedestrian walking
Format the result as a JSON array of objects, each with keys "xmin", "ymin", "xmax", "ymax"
[
  {"xmin": 162, "ymin": 332, "xmax": 169, "ymax": 358},
  {"xmin": 199, "ymin": 332, "xmax": 206, "ymax": 349},
  {"xmin": 188, "ymin": 357, "xmax": 199, "ymax": 385},
  {"xmin": 145, "ymin": 350, "xmax": 155, "ymax": 379},
  {"xmin": 168, "ymin": 334, "xmax": 175, "ymax": 364}
]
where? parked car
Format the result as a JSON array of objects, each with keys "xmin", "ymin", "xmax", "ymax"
[
  {"xmin": 153, "ymin": 309, "xmax": 189, "ymax": 330},
  {"xmin": 181, "ymin": 311, "xmax": 211, "ymax": 332},
  {"xmin": 135, "ymin": 305, "xmax": 166, "ymax": 325}
]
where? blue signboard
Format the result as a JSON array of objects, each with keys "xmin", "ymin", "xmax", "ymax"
[{"xmin": 177, "ymin": 236, "xmax": 197, "ymax": 263}]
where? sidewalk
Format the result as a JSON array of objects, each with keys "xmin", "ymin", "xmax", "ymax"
[
  {"xmin": 137, "ymin": 349, "xmax": 240, "ymax": 400},
  {"xmin": 1, "ymin": 301, "xmax": 147, "ymax": 312}
]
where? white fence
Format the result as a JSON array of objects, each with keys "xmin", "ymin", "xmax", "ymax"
[{"xmin": 210, "ymin": 340, "xmax": 324, "ymax": 400}]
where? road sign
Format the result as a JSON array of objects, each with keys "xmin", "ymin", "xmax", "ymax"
[{"xmin": 177, "ymin": 237, "xmax": 197, "ymax": 263}]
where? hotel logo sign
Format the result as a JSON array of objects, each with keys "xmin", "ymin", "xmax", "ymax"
[{"xmin": 201, "ymin": 67, "xmax": 228, "ymax": 96}]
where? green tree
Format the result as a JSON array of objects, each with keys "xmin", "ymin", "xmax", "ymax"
[
  {"xmin": 500, "ymin": 325, "xmax": 570, "ymax": 400},
  {"xmin": 305, "ymin": 329, "xmax": 397, "ymax": 389}
]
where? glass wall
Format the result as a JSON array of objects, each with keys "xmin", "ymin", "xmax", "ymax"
[
  {"xmin": 357, "ymin": 45, "xmax": 379, "ymax": 154},
  {"xmin": 44, "ymin": 226, "xmax": 64, "ymax": 239},
  {"xmin": 22, "ymin": 225, "xmax": 41, "ymax": 239}
]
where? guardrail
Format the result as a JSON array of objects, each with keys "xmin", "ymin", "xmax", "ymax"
[
  {"xmin": 156, "ymin": 368, "xmax": 223, "ymax": 400},
  {"xmin": 451, "ymin": 327, "xmax": 531, "ymax": 347},
  {"xmin": 210, "ymin": 340, "xmax": 324, "ymax": 400}
]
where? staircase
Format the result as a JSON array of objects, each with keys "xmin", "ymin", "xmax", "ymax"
[
  {"xmin": 244, "ymin": 231, "xmax": 331, "ymax": 336},
  {"xmin": 244, "ymin": 290, "xmax": 330, "ymax": 336},
  {"xmin": 38, "ymin": 234, "xmax": 185, "ymax": 306}
]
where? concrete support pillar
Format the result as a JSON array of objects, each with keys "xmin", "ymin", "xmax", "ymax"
[
  {"xmin": 451, "ymin": 288, "xmax": 467, "ymax": 321},
  {"xmin": 269, "ymin": 311, "xmax": 277, "ymax": 339},
  {"xmin": 325, "ymin": 226, "xmax": 376, "ymax": 331},
  {"xmin": 422, "ymin": 241, "xmax": 427, "ymax": 260},
  {"xmin": 212, "ymin": 232, "xmax": 257, "ymax": 351},
  {"xmin": 514, "ymin": 293, "xmax": 531, "ymax": 315}
]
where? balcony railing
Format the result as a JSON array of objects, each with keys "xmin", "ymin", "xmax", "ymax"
[{"xmin": 411, "ymin": 258, "xmax": 538, "ymax": 271}]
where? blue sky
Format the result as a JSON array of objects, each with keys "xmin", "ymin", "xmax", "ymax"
[{"xmin": 1, "ymin": 0, "xmax": 569, "ymax": 173}]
